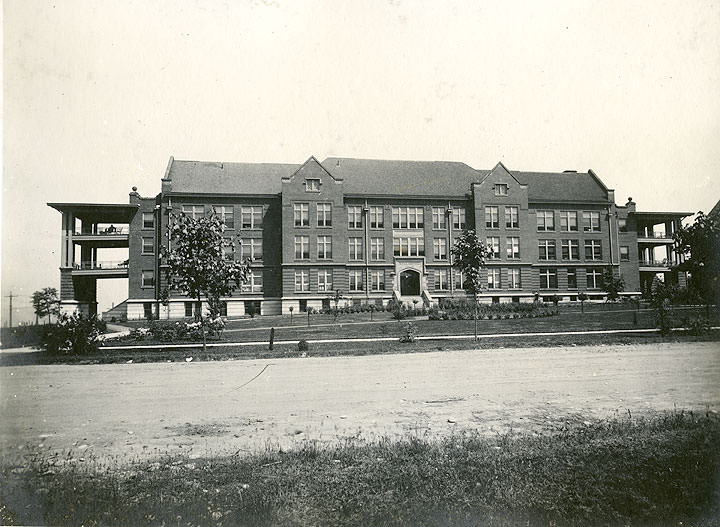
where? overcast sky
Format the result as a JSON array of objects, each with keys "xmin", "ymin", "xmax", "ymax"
[{"xmin": 2, "ymin": 0, "xmax": 719, "ymax": 324}]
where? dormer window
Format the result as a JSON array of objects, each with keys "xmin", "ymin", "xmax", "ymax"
[
  {"xmin": 495, "ymin": 183, "xmax": 508, "ymax": 196},
  {"xmin": 305, "ymin": 178, "xmax": 320, "ymax": 192}
]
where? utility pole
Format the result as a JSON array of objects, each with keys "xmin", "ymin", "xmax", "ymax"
[{"xmin": 6, "ymin": 292, "xmax": 14, "ymax": 328}]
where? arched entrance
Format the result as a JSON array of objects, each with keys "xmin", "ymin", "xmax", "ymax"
[{"xmin": 400, "ymin": 270, "xmax": 420, "ymax": 296}]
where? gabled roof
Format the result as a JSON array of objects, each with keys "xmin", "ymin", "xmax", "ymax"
[{"xmin": 513, "ymin": 171, "xmax": 609, "ymax": 203}]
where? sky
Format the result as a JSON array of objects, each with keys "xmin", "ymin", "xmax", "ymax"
[{"xmin": 2, "ymin": 0, "xmax": 720, "ymax": 325}]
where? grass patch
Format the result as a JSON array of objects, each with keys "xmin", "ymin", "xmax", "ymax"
[{"xmin": 3, "ymin": 411, "xmax": 719, "ymax": 526}]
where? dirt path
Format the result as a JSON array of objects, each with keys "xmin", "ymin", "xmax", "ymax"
[{"xmin": 1, "ymin": 342, "xmax": 718, "ymax": 465}]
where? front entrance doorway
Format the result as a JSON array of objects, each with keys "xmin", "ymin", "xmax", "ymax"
[{"xmin": 400, "ymin": 270, "xmax": 420, "ymax": 296}]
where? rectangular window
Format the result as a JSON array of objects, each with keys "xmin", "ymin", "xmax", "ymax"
[
  {"xmin": 392, "ymin": 207, "xmax": 424, "ymax": 229},
  {"xmin": 567, "ymin": 268, "xmax": 577, "ymax": 289},
  {"xmin": 585, "ymin": 240, "xmax": 602, "ymax": 260},
  {"xmin": 432, "ymin": 207, "xmax": 447, "ymax": 230},
  {"xmin": 486, "ymin": 236, "xmax": 500, "ymax": 259},
  {"xmin": 487, "ymin": 268, "xmax": 500, "ymax": 289},
  {"xmin": 506, "ymin": 237, "xmax": 520, "ymax": 259},
  {"xmin": 583, "ymin": 211, "xmax": 601, "ymax": 232},
  {"xmin": 143, "ymin": 302, "xmax": 153, "ymax": 319},
  {"xmin": 561, "ymin": 239, "xmax": 580, "ymax": 260},
  {"xmin": 538, "ymin": 240, "xmax": 556, "ymax": 260},
  {"xmin": 348, "ymin": 237, "xmax": 363, "ymax": 260},
  {"xmin": 485, "ymin": 206, "xmax": 499, "ymax": 229},
  {"xmin": 559, "ymin": 211, "xmax": 577, "ymax": 232},
  {"xmin": 537, "ymin": 210, "xmax": 555, "ymax": 231},
  {"xmin": 369, "ymin": 206, "xmax": 384, "ymax": 229},
  {"xmin": 317, "ymin": 203, "xmax": 332, "ymax": 227},
  {"xmin": 495, "ymin": 183, "xmax": 509, "ymax": 196},
  {"xmin": 509, "ymin": 268, "xmax": 521, "ymax": 289},
  {"xmin": 182, "ymin": 205, "xmax": 204, "ymax": 220},
  {"xmin": 505, "ymin": 206, "xmax": 519, "ymax": 229},
  {"xmin": 370, "ymin": 238, "xmax": 385, "ymax": 260},
  {"xmin": 317, "ymin": 235, "xmax": 332, "ymax": 259},
  {"xmin": 141, "ymin": 270, "xmax": 155, "ymax": 288},
  {"xmin": 141, "ymin": 237, "xmax": 153, "ymax": 255},
  {"xmin": 618, "ymin": 218, "xmax": 627, "ymax": 232},
  {"xmin": 370, "ymin": 270, "xmax": 385, "ymax": 291},
  {"xmin": 433, "ymin": 238, "xmax": 447, "ymax": 260},
  {"xmin": 348, "ymin": 206, "xmax": 363, "ymax": 229},
  {"xmin": 242, "ymin": 270, "xmax": 263, "ymax": 293},
  {"xmin": 241, "ymin": 206, "xmax": 263, "ymax": 229},
  {"xmin": 620, "ymin": 245, "xmax": 630, "ymax": 261},
  {"xmin": 586, "ymin": 268, "xmax": 602, "ymax": 289},
  {"xmin": 184, "ymin": 301, "xmax": 194, "ymax": 317},
  {"xmin": 294, "ymin": 203, "xmax": 309, "ymax": 227},
  {"xmin": 349, "ymin": 270, "xmax": 363, "ymax": 291},
  {"xmin": 305, "ymin": 178, "xmax": 320, "ymax": 192},
  {"xmin": 142, "ymin": 212, "xmax": 154, "ymax": 229},
  {"xmin": 452, "ymin": 208, "xmax": 466, "ymax": 230},
  {"xmin": 294, "ymin": 270, "xmax": 309, "ymax": 292},
  {"xmin": 294, "ymin": 236, "xmax": 309, "ymax": 260},
  {"xmin": 240, "ymin": 238, "xmax": 263, "ymax": 261},
  {"xmin": 393, "ymin": 237, "xmax": 424, "ymax": 257},
  {"xmin": 219, "ymin": 301, "xmax": 228, "ymax": 317},
  {"xmin": 539, "ymin": 268, "xmax": 557, "ymax": 289},
  {"xmin": 318, "ymin": 270, "xmax": 333, "ymax": 292},
  {"xmin": 454, "ymin": 270, "xmax": 464, "ymax": 291},
  {"xmin": 434, "ymin": 269, "xmax": 449, "ymax": 291},
  {"xmin": 213, "ymin": 206, "xmax": 234, "ymax": 229}
]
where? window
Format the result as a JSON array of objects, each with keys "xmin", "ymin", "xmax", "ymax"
[
  {"xmin": 393, "ymin": 237, "xmax": 424, "ymax": 257},
  {"xmin": 294, "ymin": 270, "xmax": 309, "ymax": 292},
  {"xmin": 509, "ymin": 268, "xmax": 521, "ymax": 289},
  {"xmin": 433, "ymin": 238, "xmax": 447, "ymax": 260},
  {"xmin": 143, "ymin": 302, "xmax": 153, "ymax": 319},
  {"xmin": 618, "ymin": 218, "xmax": 627, "ymax": 232},
  {"xmin": 537, "ymin": 210, "xmax": 555, "ymax": 231},
  {"xmin": 506, "ymin": 237, "xmax": 520, "ymax": 259},
  {"xmin": 305, "ymin": 178, "xmax": 320, "ymax": 192},
  {"xmin": 141, "ymin": 237, "xmax": 153, "ymax": 255},
  {"xmin": 317, "ymin": 203, "xmax": 332, "ymax": 227},
  {"xmin": 294, "ymin": 236, "xmax": 309, "ymax": 260},
  {"xmin": 392, "ymin": 207, "xmax": 424, "ymax": 229},
  {"xmin": 495, "ymin": 183, "xmax": 508, "ymax": 196},
  {"xmin": 370, "ymin": 270, "xmax": 385, "ymax": 291},
  {"xmin": 452, "ymin": 208, "xmax": 466, "ymax": 230},
  {"xmin": 369, "ymin": 206, "xmax": 384, "ymax": 229},
  {"xmin": 538, "ymin": 240, "xmax": 556, "ymax": 260},
  {"xmin": 370, "ymin": 238, "xmax": 385, "ymax": 260},
  {"xmin": 348, "ymin": 206, "xmax": 363, "ymax": 229},
  {"xmin": 244, "ymin": 300, "xmax": 261, "ymax": 315},
  {"xmin": 184, "ymin": 301, "xmax": 194, "ymax": 317},
  {"xmin": 561, "ymin": 240, "xmax": 580, "ymax": 260},
  {"xmin": 586, "ymin": 268, "xmax": 603, "ymax": 289},
  {"xmin": 141, "ymin": 270, "xmax": 155, "ymax": 288},
  {"xmin": 318, "ymin": 270, "xmax": 333, "ymax": 292},
  {"xmin": 539, "ymin": 268, "xmax": 557, "ymax": 289},
  {"xmin": 294, "ymin": 203, "xmax": 309, "ymax": 227},
  {"xmin": 317, "ymin": 236, "xmax": 332, "ymax": 259},
  {"xmin": 241, "ymin": 206, "xmax": 263, "ymax": 229},
  {"xmin": 585, "ymin": 240, "xmax": 602, "ymax": 260},
  {"xmin": 299, "ymin": 300, "xmax": 308, "ymax": 312},
  {"xmin": 567, "ymin": 268, "xmax": 577, "ymax": 289},
  {"xmin": 349, "ymin": 270, "xmax": 363, "ymax": 291},
  {"xmin": 348, "ymin": 238, "xmax": 363, "ymax": 260},
  {"xmin": 219, "ymin": 301, "xmax": 228, "ymax": 317},
  {"xmin": 432, "ymin": 207, "xmax": 446, "ymax": 229},
  {"xmin": 454, "ymin": 270, "xmax": 464, "ymax": 291},
  {"xmin": 213, "ymin": 206, "xmax": 234, "ymax": 229},
  {"xmin": 560, "ymin": 211, "xmax": 578, "ymax": 232},
  {"xmin": 505, "ymin": 206, "xmax": 519, "ymax": 229},
  {"xmin": 240, "ymin": 238, "xmax": 263, "ymax": 261},
  {"xmin": 142, "ymin": 212, "xmax": 154, "ymax": 229},
  {"xmin": 223, "ymin": 238, "xmax": 234, "ymax": 260},
  {"xmin": 487, "ymin": 268, "xmax": 500, "ymax": 289},
  {"xmin": 583, "ymin": 211, "xmax": 601, "ymax": 232},
  {"xmin": 485, "ymin": 206, "xmax": 499, "ymax": 228},
  {"xmin": 242, "ymin": 270, "xmax": 263, "ymax": 292},
  {"xmin": 620, "ymin": 245, "xmax": 630, "ymax": 262},
  {"xmin": 434, "ymin": 269, "xmax": 449, "ymax": 291},
  {"xmin": 486, "ymin": 237, "xmax": 500, "ymax": 259},
  {"xmin": 183, "ymin": 205, "xmax": 204, "ymax": 219}
]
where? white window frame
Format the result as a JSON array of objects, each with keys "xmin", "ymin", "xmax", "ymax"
[
  {"xmin": 432, "ymin": 207, "xmax": 446, "ymax": 230},
  {"xmin": 487, "ymin": 268, "xmax": 500, "ymax": 289},
  {"xmin": 434, "ymin": 269, "xmax": 449, "ymax": 291},
  {"xmin": 561, "ymin": 239, "xmax": 580, "ymax": 261},
  {"xmin": 241, "ymin": 206, "xmax": 263, "ymax": 229},
  {"xmin": 583, "ymin": 211, "xmax": 601, "ymax": 232},
  {"xmin": 305, "ymin": 178, "xmax": 320, "ymax": 192},
  {"xmin": 348, "ymin": 206, "xmax": 363, "ymax": 229},
  {"xmin": 241, "ymin": 238, "xmax": 263, "ymax": 261},
  {"xmin": 141, "ymin": 270, "xmax": 155, "ymax": 288},
  {"xmin": 370, "ymin": 237, "xmax": 384, "ymax": 260},
  {"xmin": 213, "ymin": 205, "xmax": 234, "ymax": 229},
  {"xmin": 506, "ymin": 236, "xmax": 520, "ymax": 259},
  {"xmin": 294, "ymin": 235, "xmax": 309, "ymax": 260},
  {"xmin": 505, "ymin": 206, "xmax": 519, "ymax": 229},
  {"xmin": 393, "ymin": 237, "xmax": 424, "ymax": 257},
  {"xmin": 486, "ymin": 237, "xmax": 500, "ymax": 259},
  {"xmin": 539, "ymin": 268, "xmax": 557, "ymax": 289},
  {"xmin": 509, "ymin": 268, "xmax": 521, "ymax": 289},
  {"xmin": 348, "ymin": 237, "xmax": 363, "ymax": 261},
  {"xmin": 585, "ymin": 240, "xmax": 602, "ymax": 260},
  {"xmin": 317, "ymin": 270, "xmax": 333, "ymax": 292},
  {"xmin": 537, "ymin": 210, "xmax": 555, "ymax": 231},
  {"xmin": 369, "ymin": 206, "xmax": 384, "ymax": 229},
  {"xmin": 317, "ymin": 203, "xmax": 332, "ymax": 227},
  {"xmin": 452, "ymin": 208, "xmax": 466, "ymax": 230},
  {"xmin": 433, "ymin": 238, "xmax": 447, "ymax": 260},
  {"xmin": 294, "ymin": 203, "xmax": 309, "ymax": 227},
  {"xmin": 242, "ymin": 270, "xmax": 263, "ymax": 293},
  {"xmin": 495, "ymin": 183, "xmax": 508, "ymax": 196},
  {"xmin": 142, "ymin": 212, "xmax": 154, "ymax": 229},
  {"xmin": 182, "ymin": 205, "xmax": 204, "ymax": 220},
  {"xmin": 349, "ymin": 270, "xmax": 363, "ymax": 291},
  {"xmin": 560, "ymin": 211, "xmax": 578, "ymax": 232},
  {"xmin": 485, "ymin": 206, "xmax": 499, "ymax": 229},
  {"xmin": 294, "ymin": 270, "xmax": 309, "ymax": 292},
  {"xmin": 586, "ymin": 268, "xmax": 602, "ymax": 289},
  {"xmin": 317, "ymin": 235, "xmax": 332, "ymax": 260},
  {"xmin": 538, "ymin": 239, "xmax": 556, "ymax": 261},
  {"xmin": 141, "ymin": 237, "xmax": 154, "ymax": 255},
  {"xmin": 370, "ymin": 269, "xmax": 385, "ymax": 291}
]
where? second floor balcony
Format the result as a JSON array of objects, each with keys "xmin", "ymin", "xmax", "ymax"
[{"xmin": 71, "ymin": 260, "xmax": 129, "ymax": 277}]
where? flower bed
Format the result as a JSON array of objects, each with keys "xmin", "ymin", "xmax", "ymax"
[{"xmin": 429, "ymin": 298, "xmax": 555, "ymax": 320}]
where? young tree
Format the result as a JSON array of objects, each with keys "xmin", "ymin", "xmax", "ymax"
[
  {"xmin": 32, "ymin": 287, "xmax": 59, "ymax": 324},
  {"xmin": 451, "ymin": 230, "xmax": 492, "ymax": 340},
  {"xmin": 160, "ymin": 212, "xmax": 250, "ymax": 351},
  {"xmin": 674, "ymin": 211, "xmax": 720, "ymax": 307},
  {"xmin": 602, "ymin": 269, "xmax": 625, "ymax": 302}
]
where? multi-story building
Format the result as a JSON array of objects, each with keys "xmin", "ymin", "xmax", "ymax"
[{"xmin": 49, "ymin": 156, "xmax": 691, "ymax": 319}]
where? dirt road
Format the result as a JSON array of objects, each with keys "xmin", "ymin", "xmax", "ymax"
[{"xmin": 1, "ymin": 342, "xmax": 719, "ymax": 464}]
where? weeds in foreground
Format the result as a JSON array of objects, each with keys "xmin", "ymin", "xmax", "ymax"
[{"xmin": 3, "ymin": 411, "xmax": 719, "ymax": 526}]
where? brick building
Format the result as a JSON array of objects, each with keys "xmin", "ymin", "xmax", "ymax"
[{"xmin": 49, "ymin": 156, "xmax": 691, "ymax": 319}]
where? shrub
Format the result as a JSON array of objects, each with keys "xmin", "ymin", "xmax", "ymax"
[
  {"xmin": 298, "ymin": 339, "xmax": 309, "ymax": 352},
  {"xmin": 399, "ymin": 322, "xmax": 417, "ymax": 343},
  {"xmin": 683, "ymin": 316, "xmax": 711, "ymax": 336},
  {"xmin": 39, "ymin": 313, "xmax": 106, "ymax": 355}
]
